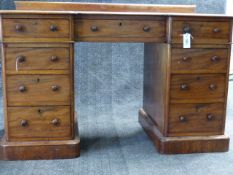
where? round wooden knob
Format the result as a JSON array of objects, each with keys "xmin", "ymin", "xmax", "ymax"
[
  {"xmin": 51, "ymin": 85, "xmax": 59, "ymax": 91},
  {"xmin": 182, "ymin": 56, "xmax": 191, "ymax": 62},
  {"xmin": 15, "ymin": 24, "xmax": 23, "ymax": 32},
  {"xmin": 19, "ymin": 85, "xmax": 26, "ymax": 92},
  {"xmin": 179, "ymin": 116, "xmax": 186, "ymax": 122},
  {"xmin": 209, "ymin": 84, "xmax": 217, "ymax": 90},
  {"xmin": 207, "ymin": 114, "xmax": 214, "ymax": 121},
  {"xmin": 143, "ymin": 26, "xmax": 150, "ymax": 32},
  {"xmin": 20, "ymin": 119, "xmax": 28, "ymax": 127},
  {"xmin": 211, "ymin": 56, "xmax": 220, "ymax": 62},
  {"xmin": 16, "ymin": 55, "xmax": 25, "ymax": 63},
  {"xmin": 213, "ymin": 28, "xmax": 220, "ymax": 33},
  {"xmin": 51, "ymin": 56, "xmax": 58, "ymax": 62},
  {"xmin": 50, "ymin": 25, "xmax": 58, "ymax": 32},
  {"xmin": 183, "ymin": 25, "xmax": 191, "ymax": 33},
  {"xmin": 180, "ymin": 84, "xmax": 188, "ymax": 90},
  {"xmin": 51, "ymin": 118, "xmax": 60, "ymax": 126},
  {"xmin": 90, "ymin": 26, "xmax": 98, "ymax": 32}
]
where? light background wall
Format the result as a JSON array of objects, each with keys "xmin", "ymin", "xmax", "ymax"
[{"xmin": 0, "ymin": 0, "xmax": 227, "ymax": 127}]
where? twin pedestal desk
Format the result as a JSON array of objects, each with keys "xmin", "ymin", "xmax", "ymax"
[{"xmin": 0, "ymin": 3, "xmax": 232, "ymax": 160}]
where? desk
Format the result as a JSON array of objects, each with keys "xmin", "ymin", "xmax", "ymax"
[{"xmin": 0, "ymin": 3, "xmax": 232, "ymax": 160}]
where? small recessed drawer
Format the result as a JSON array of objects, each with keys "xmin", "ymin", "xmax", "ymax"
[
  {"xmin": 172, "ymin": 20, "xmax": 230, "ymax": 44},
  {"xmin": 5, "ymin": 47, "xmax": 70, "ymax": 73},
  {"xmin": 170, "ymin": 74, "xmax": 226, "ymax": 103},
  {"xmin": 75, "ymin": 19, "xmax": 166, "ymax": 42},
  {"xmin": 2, "ymin": 18, "xmax": 70, "ymax": 40},
  {"xmin": 168, "ymin": 103, "xmax": 224, "ymax": 136},
  {"xmin": 8, "ymin": 106, "xmax": 71, "ymax": 141},
  {"xmin": 171, "ymin": 48, "xmax": 229, "ymax": 73},
  {"xmin": 7, "ymin": 75, "xmax": 70, "ymax": 106}
]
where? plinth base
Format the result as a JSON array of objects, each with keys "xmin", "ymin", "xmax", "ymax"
[
  {"xmin": 139, "ymin": 108, "xmax": 229, "ymax": 154},
  {"xmin": 0, "ymin": 135, "xmax": 80, "ymax": 160}
]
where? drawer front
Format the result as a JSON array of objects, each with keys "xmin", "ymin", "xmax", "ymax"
[
  {"xmin": 171, "ymin": 49, "xmax": 229, "ymax": 73},
  {"xmin": 168, "ymin": 103, "xmax": 224, "ymax": 136},
  {"xmin": 8, "ymin": 106, "xmax": 71, "ymax": 141},
  {"xmin": 3, "ymin": 18, "xmax": 70, "ymax": 38},
  {"xmin": 172, "ymin": 21, "xmax": 230, "ymax": 44},
  {"xmin": 7, "ymin": 75, "xmax": 70, "ymax": 106},
  {"xmin": 170, "ymin": 74, "xmax": 226, "ymax": 103},
  {"xmin": 76, "ymin": 19, "xmax": 166, "ymax": 41},
  {"xmin": 6, "ymin": 47, "xmax": 70, "ymax": 72}
]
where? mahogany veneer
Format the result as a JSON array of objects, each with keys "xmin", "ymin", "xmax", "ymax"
[{"xmin": 0, "ymin": 2, "xmax": 232, "ymax": 160}]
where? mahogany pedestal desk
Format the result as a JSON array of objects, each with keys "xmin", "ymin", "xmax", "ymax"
[{"xmin": 0, "ymin": 2, "xmax": 232, "ymax": 160}]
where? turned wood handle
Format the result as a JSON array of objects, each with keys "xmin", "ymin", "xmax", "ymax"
[
  {"xmin": 209, "ymin": 83, "xmax": 217, "ymax": 90},
  {"xmin": 143, "ymin": 26, "xmax": 150, "ymax": 32},
  {"xmin": 182, "ymin": 56, "xmax": 191, "ymax": 62},
  {"xmin": 16, "ymin": 55, "xmax": 26, "ymax": 63},
  {"xmin": 51, "ymin": 85, "xmax": 59, "ymax": 91},
  {"xmin": 211, "ymin": 56, "xmax": 220, "ymax": 62},
  {"xmin": 180, "ymin": 84, "xmax": 189, "ymax": 90},
  {"xmin": 20, "ymin": 119, "xmax": 28, "ymax": 127},
  {"xmin": 51, "ymin": 118, "xmax": 60, "ymax": 126},
  {"xmin": 213, "ymin": 28, "xmax": 221, "ymax": 33},
  {"xmin": 183, "ymin": 25, "xmax": 191, "ymax": 33},
  {"xmin": 90, "ymin": 25, "xmax": 98, "ymax": 32},
  {"xmin": 15, "ymin": 24, "xmax": 23, "ymax": 32},
  {"xmin": 51, "ymin": 55, "xmax": 58, "ymax": 62},
  {"xmin": 19, "ymin": 85, "xmax": 26, "ymax": 92},
  {"xmin": 179, "ymin": 116, "xmax": 186, "ymax": 122},
  {"xmin": 207, "ymin": 114, "xmax": 215, "ymax": 121},
  {"xmin": 50, "ymin": 25, "xmax": 58, "ymax": 32}
]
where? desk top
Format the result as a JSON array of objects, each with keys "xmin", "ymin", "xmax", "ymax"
[
  {"xmin": 0, "ymin": 1, "xmax": 232, "ymax": 18},
  {"xmin": 0, "ymin": 10, "xmax": 233, "ymax": 18}
]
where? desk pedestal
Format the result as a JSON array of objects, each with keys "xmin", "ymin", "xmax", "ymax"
[{"xmin": 139, "ymin": 108, "xmax": 229, "ymax": 154}]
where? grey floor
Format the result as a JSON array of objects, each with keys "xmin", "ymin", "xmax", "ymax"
[{"xmin": 0, "ymin": 83, "xmax": 232, "ymax": 175}]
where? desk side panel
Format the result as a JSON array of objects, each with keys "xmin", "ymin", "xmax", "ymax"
[{"xmin": 143, "ymin": 43, "xmax": 170, "ymax": 134}]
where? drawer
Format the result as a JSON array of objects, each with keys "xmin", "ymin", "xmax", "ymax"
[
  {"xmin": 8, "ymin": 106, "xmax": 71, "ymax": 141},
  {"xmin": 5, "ymin": 47, "xmax": 70, "ymax": 72},
  {"xmin": 171, "ymin": 48, "xmax": 229, "ymax": 73},
  {"xmin": 7, "ymin": 75, "xmax": 70, "ymax": 106},
  {"xmin": 172, "ymin": 20, "xmax": 230, "ymax": 44},
  {"xmin": 2, "ymin": 18, "xmax": 70, "ymax": 39},
  {"xmin": 170, "ymin": 74, "xmax": 226, "ymax": 103},
  {"xmin": 168, "ymin": 103, "xmax": 224, "ymax": 136},
  {"xmin": 76, "ymin": 19, "xmax": 166, "ymax": 42}
]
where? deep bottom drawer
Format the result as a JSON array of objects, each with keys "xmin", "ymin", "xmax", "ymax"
[
  {"xmin": 168, "ymin": 103, "xmax": 224, "ymax": 136},
  {"xmin": 8, "ymin": 106, "xmax": 72, "ymax": 141}
]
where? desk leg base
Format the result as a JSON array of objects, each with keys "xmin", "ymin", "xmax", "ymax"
[
  {"xmin": 0, "ymin": 135, "xmax": 80, "ymax": 160},
  {"xmin": 139, "ymin": 108, "xmax": 229, "ymax": 154}
]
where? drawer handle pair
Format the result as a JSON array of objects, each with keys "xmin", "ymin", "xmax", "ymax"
[
  {"xmin": 18, "ymin": 85, "xmax": 60, "ymax": 92},
  {"xmin": 20, "ymin": 119, "xmax": 60, "ymax": 127},
  {"xmin": 179, "ymin": 114, "xmax": 215, "ymax": 122},
  {"xmin": 180, "ymin": 83, "xmax": 217, "ymax": 91},
  {"xmin": 15, "ymin": 24, "xmax": 58, "ymax": 32}
]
